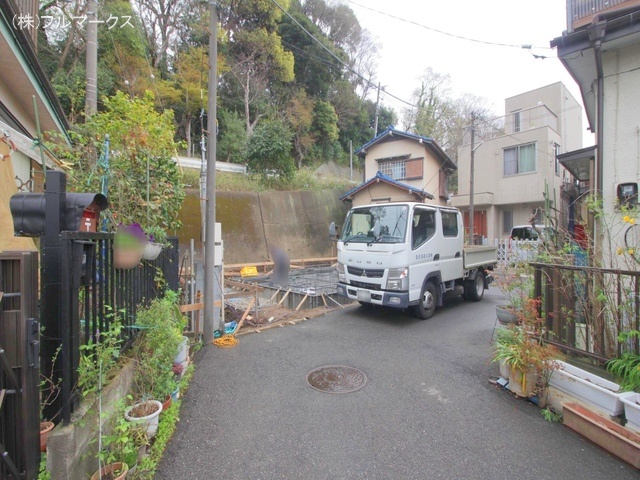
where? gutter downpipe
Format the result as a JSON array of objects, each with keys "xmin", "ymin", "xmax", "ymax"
[{"xmin": 591, "ymin": 18, "xmax": 606, "ymax": 265}]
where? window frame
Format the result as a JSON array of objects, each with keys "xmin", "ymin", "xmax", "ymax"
[{"xmin": 503, "ymin": 142, "xmax": 537, "ymax": 177}]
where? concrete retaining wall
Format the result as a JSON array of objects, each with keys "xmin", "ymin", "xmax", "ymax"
[{"xmin": 178, "ymin": 189, "xmax": 348, "ymax": 265}]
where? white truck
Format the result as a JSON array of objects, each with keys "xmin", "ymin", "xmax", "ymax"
[{"xmin": 331, "ymin": 202, "xmax": 497, "ymax": 319}]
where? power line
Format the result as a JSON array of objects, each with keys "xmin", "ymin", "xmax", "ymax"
[
  {"xmin": 270, "ymin": 0, "xmax": 419, "ymax": 109},
  {"xmin": 345, "ymin": 0, "xmax": 554, "ymax": 51}
]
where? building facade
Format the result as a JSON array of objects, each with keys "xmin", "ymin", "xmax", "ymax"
[
  {"xmin": 347, "ymin": 126, "xmax": 456, "ymax": 207},
  {"xmin": 452, "ymin": 82, "xmax": 583, "ymax": 242},
  {"xmin": 552, "ymin": 1, "xmax": 640, "ymax": 268}
]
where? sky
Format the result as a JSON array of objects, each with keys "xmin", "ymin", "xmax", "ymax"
[{"xmin": 344, "ymin": 0, "xmax": 583, "ymax": 125}]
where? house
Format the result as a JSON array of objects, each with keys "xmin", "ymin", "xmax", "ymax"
[
  {"xmin": 0, "ymin": 0, "xmax": 69, "ymax": 252},
  {"xmin": 551, "ymin": 1, "xmax": 640, "ymax": 268},
  {"xmin": 343, "ymin": 126, "xmax": 456, "ymax": 207},
  {"xmin": 452, "ymin": 82, "xmax": 583, "ymax": 243}
]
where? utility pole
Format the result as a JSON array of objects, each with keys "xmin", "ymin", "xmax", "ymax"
[
  {"xmin": 85, "ymin": 0, "xmax": 98, "ymax": 115},
  {"xmin": 349, "ymin": 140, "xmax": 353, "ymax": 181},
  {"xmin": 469, "ymin": 113, "xmax": 475, "ymax": 245},
  {"xmin": 203, "ymin": 1, "xmax": 218, "ymax": 344},
  {"xmin": 373, "ymin": 82, "xmax": 381, "ymax": 137}
]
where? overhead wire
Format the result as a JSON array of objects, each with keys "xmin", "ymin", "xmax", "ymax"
[
  {"xmin": 270, "ymin": 0, "xmax": 419, "ymax": 109},
  {"xmin": 345, "ymin": 0, "xmax": 555, "ymax": 52}
]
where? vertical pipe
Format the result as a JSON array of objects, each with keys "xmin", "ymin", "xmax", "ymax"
[
  {"xmin": 204, "ymin": 1, "xmax": 219, "ymax": 343},
  {"xmin": 469, "ymin": 114, "xmax": 475, "ymax": 245}
]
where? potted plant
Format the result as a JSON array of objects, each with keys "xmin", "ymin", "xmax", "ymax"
[
  {"xmin": 492, "ymin": 299, "xmax": 559, "ymax": 399},
  {"xmin": 142, "ymin": 226, "xmax": 168, "ymax": 261},
  {"xmin": 492, "ymin": 327, "xmax": 523, "ymax": 380},
  {"xmin": 495, "ymin": 263, "xmax": 535, "ymax": 325},
  {"xmin": 124, "ymin": 399, "xmax": 163, "ymax": 439},
  {"xmin": 131, "ymin": 290, "xmax": 186, "ymax": 412},
  {"xmin": 113, "ymin": 223, "xmax": 147, "ymax": 268},
  {"xmin": 92, "ymin": 401, "xmax": 146, "ymax": 480},
  {"xmin": 608, "ymin": 352, "xmax": 640, "ymax": 429}
]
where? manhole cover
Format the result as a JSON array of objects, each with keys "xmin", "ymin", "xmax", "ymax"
[{"xmin": 306, "ymin": 365, "xmax": 367, "ymax": 394}]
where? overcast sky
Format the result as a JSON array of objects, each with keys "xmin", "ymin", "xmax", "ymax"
[{"xmin": 346, "ymin": 0, "xmax": 582, "ymax": 124}]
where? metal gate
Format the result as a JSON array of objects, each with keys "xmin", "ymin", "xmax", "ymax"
[{"xmin": 0, "ymin": 252, "xmax": 40, "ymax": 480}]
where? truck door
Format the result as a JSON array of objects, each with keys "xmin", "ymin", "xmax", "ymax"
[
  {"xmin": 438, "ymin": 209, "xmax": 464, "ymax": 282},
  {"xmin": 410, "ymin": 207, "xmax": 439, "ymax": 296}
]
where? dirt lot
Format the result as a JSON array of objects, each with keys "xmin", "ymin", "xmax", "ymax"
[{"xmin": 225, "ymin": 302, "xmax": 340, "ymax": 334}]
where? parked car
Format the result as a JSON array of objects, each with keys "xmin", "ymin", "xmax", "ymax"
[{"xmin": 510, "ymin": 224, "xmax": 547, "ymax": 241}]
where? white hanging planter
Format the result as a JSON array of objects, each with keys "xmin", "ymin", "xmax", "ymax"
[
  {"xmin": 143, "ymin": 242, "xmax": 163, "ymax": 260},
  {"xmin": 620, "ymin": 392, "xmax": 640, "ymax": 432},
  {"xmin": 549, "ymin": 360, "xmax": 623, "ymax": 416}
]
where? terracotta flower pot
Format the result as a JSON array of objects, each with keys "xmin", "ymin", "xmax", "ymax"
[
  {"xmin": 90, "ymin": 461, "xmax": 128, "ymax": 480},
  {"xmin": 40, "ymin": 421, "xmax": 54, "ymax": 452},
  {"xmin": 162, "ymin": 394, "xmax": 172, "ymax": 412}
]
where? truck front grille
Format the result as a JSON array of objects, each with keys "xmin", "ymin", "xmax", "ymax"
[{"xmin": 347, "ymin": 266, "xmax": 384, "ymax": 278}]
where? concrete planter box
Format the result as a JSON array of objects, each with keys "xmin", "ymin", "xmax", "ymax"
[
  {"xmin": 549, "ymin": 360, "xmax": 623, "ymax": 416},
  {"xmin": 621, "ymin": 392, "xmax": 640, "ymax": 433}
]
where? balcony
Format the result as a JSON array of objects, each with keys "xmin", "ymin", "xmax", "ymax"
[{"xmin": 568, "ymin": 0, "xmax": 640, "ymax": 31}]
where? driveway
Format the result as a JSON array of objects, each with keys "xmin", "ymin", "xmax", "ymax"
[{"xmin": 156, "ymin": 289, "xmax": 638, "ymax": 479}]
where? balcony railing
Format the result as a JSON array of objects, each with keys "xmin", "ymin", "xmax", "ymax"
[{"xmin": 568, "ymin": 0, "xmax": 640, "ymax": 31}]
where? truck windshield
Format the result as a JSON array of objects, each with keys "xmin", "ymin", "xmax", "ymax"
[{"xmin": 341, "ymin": 205, "xmax": 408, "ymax": 243}]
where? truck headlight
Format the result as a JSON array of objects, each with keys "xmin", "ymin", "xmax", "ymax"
[
  {"xmin": 386, "ymin": 267, "xmax": 408, "ymax": 291},
  {"xmin": 336, "ymin": 262, "xmax": 347, "ymax": 283}
]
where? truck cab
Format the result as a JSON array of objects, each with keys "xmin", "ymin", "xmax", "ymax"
[{"xmin": 334, "ymin": 202, "xmax": 496, "ymax": 319}]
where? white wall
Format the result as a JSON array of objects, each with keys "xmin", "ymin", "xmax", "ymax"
[{"xmin": 601, "ymin": 42, "xmax": 640, "ymax": 268}]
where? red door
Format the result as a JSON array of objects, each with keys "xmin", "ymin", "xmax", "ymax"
[{"xmin": 463, "ymin": 210, "xmax": 487, "ymax": 244}]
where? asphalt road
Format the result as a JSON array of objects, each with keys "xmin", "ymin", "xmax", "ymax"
[{"xmin": 156, "ymin": 289, "xmax": 638, "ymax": 480}]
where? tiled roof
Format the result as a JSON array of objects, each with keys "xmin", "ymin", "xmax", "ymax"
[
  {"xmin": 355, "ymin": 126, "xmax": 456, "ymax": 170},
  {"xmin": 339, "ymin": 171, "xmax": 434, "ymax": 203}
]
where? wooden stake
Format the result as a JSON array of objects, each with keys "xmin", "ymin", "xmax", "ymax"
[
  {"xmin": 295, "ymin": 293, "xmax": 309, "ymax": 311},
  {"xmin": 233, "ymin": 297, "xmax": 256, "ymax": 335},
  {"xmin": 277, "ymin": 289, "xmax": 291, "ymax": 306}
]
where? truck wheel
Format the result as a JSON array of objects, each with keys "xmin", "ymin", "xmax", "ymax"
[
  {"xmin": 412, "ymin": 281, "xmax": 437, "ymax": 320},
  {"xmin": 466, "ymin": 273, "xmax": 485, "ymax": 302}
]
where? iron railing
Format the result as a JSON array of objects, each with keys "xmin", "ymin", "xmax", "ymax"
[
  {"xmin": 44, "ymin": 232, "xmax": 179, "ymax": 424},
  {"xmin": 531, "ymin": 261, "xmax": 640, "ymax": 363}
]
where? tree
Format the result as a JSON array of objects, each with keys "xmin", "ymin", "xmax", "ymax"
[
  {"xmin": 284, "ymin": 89, "xmax": 315, "ymax": 168},
  {"xmin": 217, "ymin": 109, "xmax": 247, "ymax": 163},
  {"xmin": 49, "ymin": 91, "xmax": 185, "ymax": 232},
  {"xmin": 311, "ymin": 99, "xmax": 339, "ymax": 160},
  {"xmin": 228, "ymin": 28, "xmax": 295, "ymax": 135},
  {"xmin": 402, "ymin": 68, "xmax": 453, "ymax": 139},
  {"xmin": 246, "ymin": 119, "xmax": 295, "ymax": 179}
]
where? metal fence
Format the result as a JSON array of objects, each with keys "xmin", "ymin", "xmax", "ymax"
[
  {"xmin": 531, "ymin": 261, "xmax": 640, "ymax": 362},
  {"xmin": 43, "ymin": 233, "xmax": 179, "ymax": 424},
  {"xmin": 0, "ymin": 252, "xmax": 40, "ymax": 480}
]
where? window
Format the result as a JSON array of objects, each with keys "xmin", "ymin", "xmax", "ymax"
[
  {"xmin": 379, "ymin": 160, "xmax": 406, "ymax": 180},
  {"xmin": 513, "ymin": 111, "xmax": 521, "ymax": 133},
  {"xmin": 503, "ymin": 143, "xmax": 536, "ymax": 176},
  {"xmin": 441, "ymin": 212, "xmax": 458, "ymax": 237},
  {"xmin": 554, "ymin": 143, "xmax": 561, "ymax": 176},
  {"xmin": 412, "ymin": 209, "xmax": 436, "ymax": 249},
  {"xmin": 503, "ymin": 211, "xmax": 513, "ymax": 234}
]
